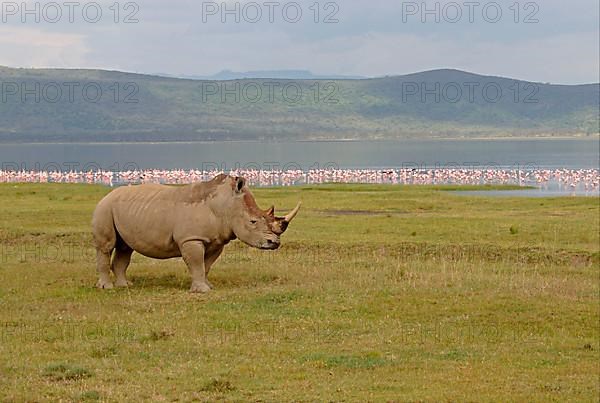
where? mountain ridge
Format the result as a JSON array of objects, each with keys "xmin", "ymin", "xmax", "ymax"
[
  {"xmin": 0, "ymin": 66, "xmax": 597, "ymax": 143},
  {"xmin": 3, "ymin": 66, "xmax": 598, "ymax": 85},
  {"xmin": 155, "ymin": 69, "xmax": 366, "ymax": 81}
]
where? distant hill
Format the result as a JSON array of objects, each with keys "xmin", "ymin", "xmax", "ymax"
[
  {"xmin": 0, "ymin": 66, "xmax": 597, "ymax": 143},
  {"xmin": 158, "ymin": 69, "xmax": 366, "ymax": 80}
]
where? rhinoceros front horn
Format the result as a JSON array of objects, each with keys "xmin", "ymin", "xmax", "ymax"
[{"xmin": 284, "ymin": 201, "xmax": 302, "ymax": 223}]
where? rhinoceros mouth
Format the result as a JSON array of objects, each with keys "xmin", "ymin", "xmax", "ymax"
[{"xmin": 260, "ymin": 239, "xmax": 280, "ymax": 250}]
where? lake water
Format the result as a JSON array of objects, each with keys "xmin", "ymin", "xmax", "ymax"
[{"xmin": 0, "ymin": 138, "xmax": 598, "ymax": 172}]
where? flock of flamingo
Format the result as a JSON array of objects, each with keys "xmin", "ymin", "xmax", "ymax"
[{"xmin": 0, "ymin": 168, "xmax": 598, "ymax": 193}]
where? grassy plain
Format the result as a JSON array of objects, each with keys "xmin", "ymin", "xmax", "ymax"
[{"xmin": 0, "ymin": 183, "xmax": 598, "ymax": 401}]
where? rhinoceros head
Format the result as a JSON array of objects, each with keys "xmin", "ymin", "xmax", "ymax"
[{"xmin": 224, "ymin": 176, "xmax": 301, "ymax": 250}]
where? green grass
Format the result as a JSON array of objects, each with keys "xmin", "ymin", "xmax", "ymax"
[
  {"xmin": 42, "ymin": 363, "xmax": 93, "ymax": 381},
  {"xmin": 0, "ymin": 183, "xmax": 598, "ymax": 401}
]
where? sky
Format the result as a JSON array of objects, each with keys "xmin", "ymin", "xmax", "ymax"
[{"xmin": 0, "ymin": 0, "xmax": 598, "ymax": 84}]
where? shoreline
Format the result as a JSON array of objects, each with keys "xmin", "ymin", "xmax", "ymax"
[{"xmin": 0, "ymin": 135, "xmax": 598, "ymax": 146}]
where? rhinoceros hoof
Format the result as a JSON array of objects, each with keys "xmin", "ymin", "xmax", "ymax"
[
  {"xmin": 190, "ymin": 282, "xmax": 211, "ymax": 293},
  {"xmin": 97, "ymin": 280, "xmax": 114, "ymax": 289},
  {"xmin": 114, "ymin": 279, "xmax": 132, "ymax": 287}
]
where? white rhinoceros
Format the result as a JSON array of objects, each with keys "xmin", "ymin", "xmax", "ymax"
[{"xmin": 92, "ymin": 174, "xmax": 300, "ymax": 292}]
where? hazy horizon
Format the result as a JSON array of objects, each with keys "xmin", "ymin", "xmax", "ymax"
[
  {"xmin": 0, "ymin": 0, "xmax": 597, "ymax": 85},
  {"xmin": 2, "ymin": 66, "xmax": 599, "ymax": 86}
]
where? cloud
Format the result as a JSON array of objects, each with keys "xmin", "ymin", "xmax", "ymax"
[
  {"xmin": 326, "ymin": 31, "xmax": 599, "ymax": 84},
  {"xmin": 0, "ymin": 27, "xmax": 88, "ymax": 67},
  {"xmin": 0, "ymin": 0, "xmax": 597, "ymax": 83}
]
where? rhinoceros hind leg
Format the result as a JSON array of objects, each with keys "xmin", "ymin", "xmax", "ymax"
[
  {"xmin": 181, "ymin": 241, "xmax": 210, "ymax": 293},
  {"xmin": 112, "ymin": 246, "xmax": 133, "ymax": 287},
  {"xmin": 96, "ymin": 249, "xmax": 114, "ymax": 289}
]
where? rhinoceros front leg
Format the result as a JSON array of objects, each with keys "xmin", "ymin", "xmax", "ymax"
[
  {"xmin": 181, "ymin": 241, "xmax": 211, "ymax": 293},
  {"xmin": 204, "ymin": 245, "xmax": 224, "ymax": 289}
]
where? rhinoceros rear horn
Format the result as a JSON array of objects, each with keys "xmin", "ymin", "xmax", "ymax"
[{"xmin": 284, "ymin": 201, "xmax": 301, "ymax": 223}]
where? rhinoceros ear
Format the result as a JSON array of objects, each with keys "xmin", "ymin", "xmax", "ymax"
[
  {"xmin": 265, "ymin": 205, "xmax": 275, "ymax": 216},
  {"xmin": 234, "ymin": 177, "xmax": 246, "ymax": 193}
]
